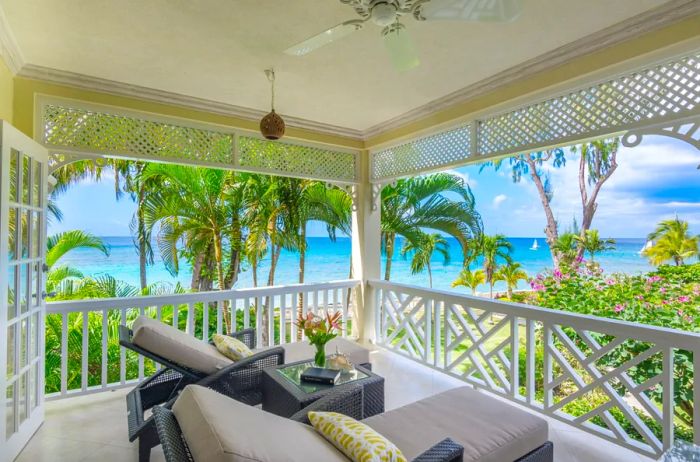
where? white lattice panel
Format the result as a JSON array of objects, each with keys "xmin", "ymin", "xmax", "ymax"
[
  {"xmin": 43, "ymin": 105, "xmax": 235, "ymax": 165},
  {"xmin": 371, "ymin": 52, "xmax": 700, "ymax": 181},
  {"xmin": 480, "ymin": 53, "xmax": 699, "ymax": 156},
  {"xmin": 371, "ymin": 124, "xmax": 472, "ymax": 180},
  {"xmin": 237, "ymin": 136, "xmax": 357, "ymax": 182}
]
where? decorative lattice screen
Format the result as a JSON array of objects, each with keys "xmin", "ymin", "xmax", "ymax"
[
  {"xmin": 43, "ymin": 105, "xmax": 235, "ymax": 165},
  {"xmin": 371, "ymin": 124, "xmax": 472, "ymax": 181},
  {"xmin": 42, "ymin": 105, "xmax": 359, "ymax": 182},
  {"xmin": 237, "ymin": 136, "xmax": 357, "ymax": 182},
  {"xmin": 371, "ymin": 51, "xmax": 700, "ymax": 181},
  {"xmin": 479, "ymin": 53, "xmax": 700, "ymax": 156}
]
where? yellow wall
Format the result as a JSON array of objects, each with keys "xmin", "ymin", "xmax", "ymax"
[
  {"xmin": 11, "ymin": 78, "xmax": 364, "ymax": 150},
  {"xmin": 0, "ymin": 55, "xmax": 13, "ymax": 124}
]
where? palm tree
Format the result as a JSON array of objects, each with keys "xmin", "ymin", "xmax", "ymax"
[
  {"xmin": 46, "ymin": 231, "xmax": 110, "ymax": 295},
  {"xmin": 400, "ymin": 233, "xmax": 450, "ymax": 288},
  {"xmin": 494, "ymin": 262, "xmax": 528, "ymax": 298},
  {"xmin": 643, "ymin": 218, "xmax": 699, "ymax": 266},
  {"xmin": 574, "ymin": 229, "xmax": 615, "ymax": 262},
  {"xmin": 381, "ymin": 173, "xmax": 482, "ymax": 281},
  {"xmin": 479, "ymin": 234, "xmax": 513, "ymax": 299},
  {"xmin": 552, "ymin": 232, "xmax": 579, "ymax": 267},
  {"xmin": 140, "ymin": 164, "xmax": 237, "ymax": 329},
  {"xmin": 451, "ymin": 268, "xmax": 486, "ymax": 295}
]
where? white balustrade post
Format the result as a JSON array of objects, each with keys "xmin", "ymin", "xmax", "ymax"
[
  {"xmin": 351, "ymin": 150, "xmax": 381, "ymax": 343},
  {"xmin": 662, "ymin": 347, "xmax": 675, "ymax": 451},
  {"xmin": 695, "ymin": 347, "xmax": 700, "ymax": 446}
]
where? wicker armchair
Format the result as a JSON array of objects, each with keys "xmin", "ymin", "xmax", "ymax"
[{"xmin": 120, "ymin": 326, "xmax": 284, "ymax": 462}]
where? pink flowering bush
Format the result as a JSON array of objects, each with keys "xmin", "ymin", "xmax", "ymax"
[
  {"xmin": 518, "ymin": 262, "xmax": 700, "ymax": 433},
  {"xmin": 525, "ymin": 264, "xmax": 699, "ymax": 332}
]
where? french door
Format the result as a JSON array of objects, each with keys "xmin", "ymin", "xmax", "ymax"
[{"xmin": 0, "ymin": 121, "xmax": 48, "ymax": 461}]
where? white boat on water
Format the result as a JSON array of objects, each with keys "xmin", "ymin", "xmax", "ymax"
[
  {"xmin": 639, "ymin": 240, "xmax": 653, "ymax": 254},
  {"xmin": 530, "ymin": 239, "xmax": 539, "ymax": 250}
]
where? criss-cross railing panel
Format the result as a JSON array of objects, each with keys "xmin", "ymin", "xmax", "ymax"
[
  {"xmin": 443, "ymin": 302, "xmax": 517, "ymax": 396},
  {"xmin": 371, "ymin": 279, "xmax": 700, "ymax": 459},
  {"xmin": 378, "ymin": 288, "xmax": 431, "ymax": 362}
]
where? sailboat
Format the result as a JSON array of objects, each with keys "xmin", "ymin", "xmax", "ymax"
[
  {"xmin": 530, "ymin": 239, "xmax": 539, "ymax": 250},
  {"xmin": 639, "ymin": 240, "xmax": 653, "ymax": 254}
]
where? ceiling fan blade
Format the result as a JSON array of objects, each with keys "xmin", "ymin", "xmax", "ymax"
[
  {"xmin": 419, "ymin": 0, "xmax": 522, "ymax": 22},
  {"xmin": 284, "ymin": 20, "xmax": 364, "ymax": 56},
  {"xmin": 383, "ymin": 25, "xmax": 420, "ymax": 72}
]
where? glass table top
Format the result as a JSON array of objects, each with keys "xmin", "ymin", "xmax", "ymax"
[{"xmin": 276, "ymin": 361, "xmax": 369, "ymax": 394}]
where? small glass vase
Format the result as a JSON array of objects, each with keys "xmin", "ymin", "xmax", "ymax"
[{"xmin": 314, "ymin": 342, "xmax": 327, "ymax": 368}]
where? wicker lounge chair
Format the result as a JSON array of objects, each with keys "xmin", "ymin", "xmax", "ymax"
[
  {"xmin": 153, "ymin": 384, "xmax": 553, "ymax": 462},
  {"xmin": 119, "ymin": 323, "xmax": 284, "ymax": 462},
  {"xmin": 153, "ymin": 385, "xmax": 464, "ymax": 462}
]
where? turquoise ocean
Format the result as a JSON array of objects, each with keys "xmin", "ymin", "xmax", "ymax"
[{"xmin": 58, "ymin": 236, "xmax": 655, "ymax": 294}]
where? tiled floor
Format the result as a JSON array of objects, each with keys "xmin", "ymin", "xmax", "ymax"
[{"xmin": 17, "ymin": 348, "xmax": 659, "ymax": 462}]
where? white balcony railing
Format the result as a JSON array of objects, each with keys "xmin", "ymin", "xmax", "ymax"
[
  {"xmin": 44, "ymin": 279, "xmax": 360, "ymax": 400},
  {"xmin": 370, "ymin": 279, "xmax": 700, "ymax": 459}
]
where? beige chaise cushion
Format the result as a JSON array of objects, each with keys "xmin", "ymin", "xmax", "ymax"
[
  {"xmin": 363, "ymin": 386, "xmax": 548, "ymax": 462},
  {"xmin": 257, "ymin": 337, "xmax": 371, "ymax": 366},
  {"xmin": 131, "ymin": 316, "xmax": 231, "ymax": 374},
  {"xmin": 172, "ymin": 385, "xmax": 347, "ymax": 462}
]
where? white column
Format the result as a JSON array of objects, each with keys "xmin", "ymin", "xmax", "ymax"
[{"xmin": 351, "ymin": 150, "xmax": 381, "ymax": 343}]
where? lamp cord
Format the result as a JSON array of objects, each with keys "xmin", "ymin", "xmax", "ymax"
[{"xmin": 266, "ymin": 69, "xmax": 276, "ymax": 111}]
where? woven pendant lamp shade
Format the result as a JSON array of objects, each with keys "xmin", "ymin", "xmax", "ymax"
[
  {"xmin": 260, "ymin": 110, "xmax": 285, "ymax": 140},
  {"xmin": 260, "ymin": 68, "xmax": 285, "ymax": 140}
]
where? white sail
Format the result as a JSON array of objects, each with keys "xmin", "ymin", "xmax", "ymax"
[
  {"xmin": 530, "ymin": 239, "xmax": 539, "ymax": 250},
  {"xmin": 639, "ymin": 240, "xmax": 653, "ymax": 254}
]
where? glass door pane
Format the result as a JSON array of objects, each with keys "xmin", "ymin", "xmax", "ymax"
[{"xmin": 0, "ymin": 122, "xmax": 49, "ymax": 460}]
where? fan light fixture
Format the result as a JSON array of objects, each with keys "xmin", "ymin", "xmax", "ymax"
[
  {"xmin": 284, "ymin": 0, "xmax": 523, "ymax": 72},
  {"xmin": 260, "ymin": 68, "xmax": 285, "ymax": 140}
]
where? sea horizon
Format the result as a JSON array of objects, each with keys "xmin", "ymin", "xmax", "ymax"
[{"xmin": 55, "ymin": 235, "xmax": 657, "ymax": 294}]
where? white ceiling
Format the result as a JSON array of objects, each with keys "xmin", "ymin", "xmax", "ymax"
[{"xmin": 2, "ymin": 0, "xmax": 673, "ymax": 132}]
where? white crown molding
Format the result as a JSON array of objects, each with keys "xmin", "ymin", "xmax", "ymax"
[
  {"xmin": 11, "ymin": 0, "xmax": 699, "ymax": 143},
  {"xmin": 0, "ymin": 4, "xmax": 24, "ymax": 74},
  {"xmin": 17, "ymin": 64, "xmax": 365, "ymax": 141},
  {"xmin": 360, "ymin": 0, "xmax": 700, "ymax": 140}
]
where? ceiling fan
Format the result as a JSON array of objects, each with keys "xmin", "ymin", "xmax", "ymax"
[{"xmin": 284, "ymin": 0, "xmax": 522, "ymax": 72}]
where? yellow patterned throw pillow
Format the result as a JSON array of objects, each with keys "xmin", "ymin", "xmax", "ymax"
[
  {"xmin": 212, "ymin": 334, "xmax": 253, "ymax": 361},
  {"xmin": 308, "ymin": 411, "xmax": 407, "ymax": 462}
]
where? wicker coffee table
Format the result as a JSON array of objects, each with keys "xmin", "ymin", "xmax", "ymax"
[{"xmin": 261, "ymin": 360, "xmax": 384, "ymax": 418}]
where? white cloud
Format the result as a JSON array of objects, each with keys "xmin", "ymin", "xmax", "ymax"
[
  {"xmin": 493, "ymin": 194, "xmax": 507, "ymax": 208},
  {"xmin": 481, "ymin": 138, "xmax": 700, "ymax": 237},
  {"xmin": 446, "ymin": 169, "xmax": 477, "ymax": 188}
]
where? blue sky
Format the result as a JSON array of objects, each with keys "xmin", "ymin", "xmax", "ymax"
[{"xmin": 49, "ymin": 135, "xmax": 700, "ymax": 238}]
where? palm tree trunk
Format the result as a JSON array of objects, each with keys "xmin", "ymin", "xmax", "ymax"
[
  {"xmin": 297, "ymin": 224, "xmax": 307, "ymax": 340},
  {"xmin": 489, "ymin": 281, "xmax": 494, "ymax": 299},
  {"xmin": 252, "ymin": 261, "xmax": 258, "ymax": 287},
  {"xmin": 137, "ymin": 187, "xmax": 148, "ymax": 291},
  {"xmin": 190, "ymin": 253, "xmax": 204, "ymax": 290},
  {"xmin": 263, "ymin": 244, "xmax": 282, "ymax": 345},
  {"xmin": 224, "ymin": 221, "xmax": 242, "ymax": 289},
  {"xmin": 213, "ymin": 232, "xmax": 232, "ymax": 332},
  {"xmin": 427, "ymin": 263, "xmax": 433, "ymax": 288},
  {"xmin": 384, "ymin": 234, "xmax": 395, "ymax": 281},
  {"xmin": 507, "ymin": 285, "xmax": 513, "ymax": 299}
]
